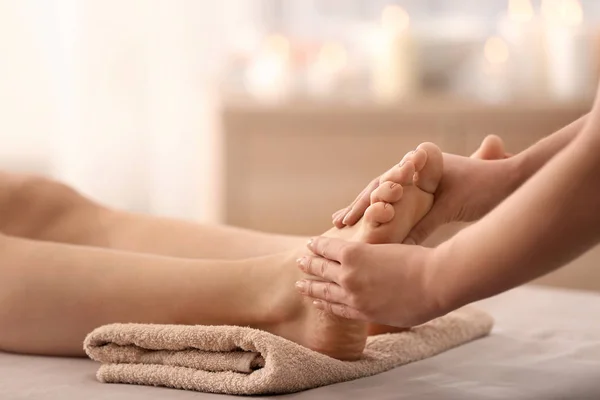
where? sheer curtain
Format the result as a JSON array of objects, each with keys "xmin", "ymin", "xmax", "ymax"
[{"xmin": 0, "ymin": 0, "xmax": 252, "ymax": 222}]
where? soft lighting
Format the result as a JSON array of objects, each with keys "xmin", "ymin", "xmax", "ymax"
[
  {"xmin": 541, "ymin": 0, "xmax": 583, "ymax": 26},
  {"xmin": 381, "ymin": 5, "xmax": 410, "ymax": 34},
  {"xmin": 508, "ymin": 0, "xmax": 534, "ymax": 23},
  {"xmin": 243, "ymin": 33, "xmax": 291, "ymax": 101},
  {"xmin": 315, "ymin": 41, "xmax": 347, "ymax": 72},
  {"xmin": 246, "ymin": 57, "xmax": 283, "ymax": 88},
  {"xmin": 484, "ymin": 36, "xmax": 510, "ymax": 64},
  {"xmin": 263, "ymin": 34, "xmax": 291, "ymax": 59}
]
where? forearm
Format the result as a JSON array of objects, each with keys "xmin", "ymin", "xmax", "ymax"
[
  {"xmin": 434, "ymin": 119, "xmax": 600, "ymax": 311},
  {"xmin": 510, "ymin": 114, "xmax": 588, "ymax": 187}
]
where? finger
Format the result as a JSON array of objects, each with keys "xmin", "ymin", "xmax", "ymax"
[
  {"xmin": 333, "ymin": 192, "xmax": 364, "ymax": 228},
  {"xmin": 312, "ymin": 300, "xmax": 368, "ymax": 321},
  {"xmin": 307, "ymin": 236, "xmax": 353, "ymax": 263},
  {"xmin": 343, "ymin": 179, "xmax": 379, "ymax": 226},
  {"xmin": 297, "ymin": 255, "xmax": 342, "ymax": 281},
  {"xmin": 403, "ymin": 207, "xmax": 445, "ymax": 245},
  {"xmin": 338, "ymin": 180, "xmax": 376, "ymax": 225},
  {"xmin": 332, "ymin": 208, "xmax": 345, "ymax": 220},
  {"xmin": 295, "ymin": 280, "xmax": 348, "ymax": 304},
  {"xmin": 470, "ymin": 134, "xmax": 505, "ymax": 160},
  {"xmin": 332, "ymin": 208, "xmax": 348, "ymax": 228}
]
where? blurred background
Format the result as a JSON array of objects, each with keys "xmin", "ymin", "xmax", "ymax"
[{"xmin": 0, "ymin": 0, "xmax": 599, "ymax": 289}]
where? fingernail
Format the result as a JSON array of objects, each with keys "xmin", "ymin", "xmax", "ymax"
[
  {"xmin": 404, "ymin": 237, "xmax": 416, "ymax": 245},
  {"xmin": 295, "ymin": 280, "xmax": 306, "ymax": 292},
  {"xmin": 398, "ymin": 161, "xmax": 405, "ymax": 168},
  {"xmin": 296, "ymin": 257, "xmax": 308, "ymax": 270},
  {"xmin": 313, "ymin": 300, "xmax": 324, "ymax": 309},
  {"xmin": 342, "ymin": 214, "xmax": 350, "ymax": 225},
  {"xmin": 389, "ymin": 182, "xmax": 397, "ymax": 189},
  {"xmin": 307, "ymin": 238, "xmax": 314, "ymax": 248}
]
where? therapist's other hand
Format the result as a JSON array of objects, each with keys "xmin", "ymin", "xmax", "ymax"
[
  {"xmin": 333, "ymin": 136, "xmax": 516, "ymax": 245},
  {"xmin": 295, "ymin": 236, "xmax": 445, "ymax": 328}
]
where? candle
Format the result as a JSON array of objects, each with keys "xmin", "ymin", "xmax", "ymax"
[
  {"xmin": 497, "ymin": 0, "xmax": 548, "ymax": 100},
  {"xmin": 244, "ymin": 34, "xmax": 292, "ymax": 103},
  {"xmin": 370, "ymin": 5, "xmax": 418, "ymax": 103},
  {"xmin": 306, "ymin": 41, "xmax": 348, "ymax": 99},
  {"xmin": 478, "ymin": 36, "xmax": 512, "ymax": 103},
  {"xmin": 542, "ymin": 0, "xmax": 595, "ymax": 102}
]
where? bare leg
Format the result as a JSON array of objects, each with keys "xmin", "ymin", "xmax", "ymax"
[
  {"xmin": 0, "ymin": 136, "xmax": 505, "ymax": 260},
  {"xmin": 0, "ymin": 139, "xmax": 465, "ymax": 360},
  {"xmin": 0, "ymin": 173, "xmax": 306, "ymax": 259},
  {"xmin": 0, "ymin": 225, "xmax": 367, "ymax": 360},
  {"xmin": 0, "ymin": 139, "xmax": 447, "ymax": 359}
]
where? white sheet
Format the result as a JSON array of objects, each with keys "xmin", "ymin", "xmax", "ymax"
[{"xmin": 1, "ymin": 285, "xmax": 599, "ymax": 399}]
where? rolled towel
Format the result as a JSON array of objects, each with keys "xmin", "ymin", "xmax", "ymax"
[{"xmin": 84, "ymin": 307, "xmax": 493, "ymax": 395}]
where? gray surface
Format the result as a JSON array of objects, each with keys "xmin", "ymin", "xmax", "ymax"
[{"xmin": 1, "ymin": 285, "xmax": 600, "ymax": 399}]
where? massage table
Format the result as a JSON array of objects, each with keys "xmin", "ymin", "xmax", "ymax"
[{"xmin": 1, "ymin": 285, "xmax": 599, "ymax": 399}]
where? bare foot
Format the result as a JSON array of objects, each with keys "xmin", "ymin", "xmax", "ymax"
[
  {"xmin": 257, "ymin": 247, "xmax": 368, "ymax": 361},
  {"xmin": 260, "ymin": 145, "xmax": 442, "ymax": 358},
  {"xmin": 257, "ymin": 208, "xmax": 379, "ymax": 360},
  {"xmin": 356, "ymin": 142, "xmax": 443, "ymax": 244},
  {"xmin": 260, "ymin": 139, "xmax": 507, "ymax": 357}
]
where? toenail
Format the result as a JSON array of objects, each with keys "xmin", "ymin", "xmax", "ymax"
[{"xmin": 295, "ymin": 280, "xmax": 307, "ymax": 292}]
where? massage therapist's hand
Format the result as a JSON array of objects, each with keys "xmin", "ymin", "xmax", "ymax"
[
  {"xmin": 295, "ymin": 236, "xmax": 448, "ymax": 328},
  {"xmin": 333, "ymin": 136, "xmax": 517, "ymax": 245}
]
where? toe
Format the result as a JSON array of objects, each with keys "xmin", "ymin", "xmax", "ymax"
[
  {"xmin": 364, "ymin": 202, "xmax": 394, "ymax": 226},
  {"xmin": 403, "ymin": 148, "xmax": 428, "ymax": 172},
  {"xmin": 370, "ymin": 181, "xmax": 403, "ymax": 204},
  {"xmin": 412, "ymin": 142, "xmax": 443, "ymax": 194},
  {"xmin": 380, "ymin": 161, "xmax": 416, "ymax": 186}
]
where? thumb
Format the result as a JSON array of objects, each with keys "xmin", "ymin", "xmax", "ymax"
[{"xmin": 403, "ymin": 208, "xmax": 446, "ymax": 245}]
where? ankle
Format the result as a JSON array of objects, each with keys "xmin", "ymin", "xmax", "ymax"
[{"xmin": 255, "ymin": 251, "xmax": 307, "ymax": 324}]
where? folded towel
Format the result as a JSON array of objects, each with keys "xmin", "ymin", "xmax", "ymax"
[{"xmin": 84, "ymin": 307, "xmax": 493, "ymax": 395}]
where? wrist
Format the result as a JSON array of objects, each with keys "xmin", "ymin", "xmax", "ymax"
[
  {"xmin": 422, "ymin": 245, "xmax": 457, "ymax": 318},
  {"xmin": 424, "ymin": 241, "xmax": 469, "ymax": 316}
]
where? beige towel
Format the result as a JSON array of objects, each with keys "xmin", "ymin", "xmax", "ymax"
[{"xmin": 84, "ymin": 307, "xmax": 493, "ymax": 395}]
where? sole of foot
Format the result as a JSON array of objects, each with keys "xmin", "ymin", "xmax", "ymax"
[{"xmin": 356, "ymin": 142, "xmax": 443, "ymax": 245}]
